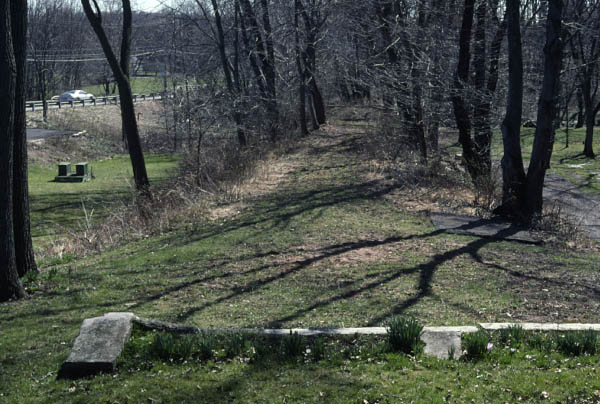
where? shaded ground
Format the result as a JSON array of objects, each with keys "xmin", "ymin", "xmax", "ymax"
[{"xmin": 2, "ymin": 116, "xmax": 600, "ymax": 402}]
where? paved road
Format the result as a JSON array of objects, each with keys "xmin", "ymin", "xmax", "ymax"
[
  {"xmin": 26, "ymin": 93, "xmax": 168, "ymax": 113},
  {"xmin": 26, "ymin": 128, "xmax": 78, "ymax": 142},
  {"xmin": 493, "ymin": 158, "xmax": 600, "ymax": 241},
  {"xmin": 543, "ymin": 174, "xmax": 600, "ymax": 240}
]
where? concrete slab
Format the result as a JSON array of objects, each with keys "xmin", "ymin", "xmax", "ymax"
[
  {"xmin": 250, "ymin": 327, "xmax": 473, "ymax": 359},
  {"xmin": 479, "ymin": 323, "xmax": 600, "ymax": 331},
  {"xmin": 480, "ymin": 323, "xmax": 560, "ymax": 331},
  {"xmin": 254, "ymin": 327, "xmax": 387, "ymax": 336},
  {"xmin": 58, "ymin": 312, "xmax": 136, "ymax": 379},
  {"xmin": 422, "ymin": 331, "xmax": 462, "ymax": 359},
  {"xmin": 59, "ymin": 313, "xmax": 600, "ymax": 377},
  {"xmin": 134, "ymin": 316, "xmax": 200, "ymax": 334},
  {"xmin": 430, "ymin": 212, "xmax": 539, "ymax": 243},
  {"xmin": 557, "ymin": 323, "xmax": 600, "ymax": 331},
  {"xmin": 424, "ymin": 326, "xmax": 478, "ymax": 333}
]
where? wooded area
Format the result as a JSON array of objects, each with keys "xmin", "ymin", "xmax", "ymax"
[
  {"xmin": 4, "ymin": 2, "xmax": 600, "ymax": 401},
  {"xmin": 1, "ymin": 0, "xmax": 600, "ymax": 301}
]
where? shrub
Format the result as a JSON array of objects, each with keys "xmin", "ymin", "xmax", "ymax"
[
  {"xmin": 527, "ymin": 333, "xmax": 554, "ymax": 353},
  {"xmin": 386, "ymin": 316, "xmax": 424, "ymax": 355},
  {"xmin": 463, "ymin": 330, "xmax": 490, "ymax": 361},
  {"xmin": 499, "ymin": 324, "xmax": 525, "ymax": 347},
  {"xmin": 309, "ymin": 336, "xmax": 327, "ymax": 361},
  {"xmin": 195, "ymin": 332, "xmax": 217, "ymax": 360},
  {"xmin": 150, "ymin": 333, "xmax": 194, "ymax": 362},
  {"xmin": 557, "ymin": 330, "xmax": 598, "ymax": 356},
  {"xmin": 224, "ymin": 333, "xmax": 247, "ymax": 359},
  {"xmin": 282, "ymin": 331, "xmax": 304, "ymax": 359},
  {"xmin": 581, "ymin": 329, "xmax": 598, "ymax": 355}
]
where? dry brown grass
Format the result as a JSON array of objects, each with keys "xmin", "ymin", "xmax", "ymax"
[
  {"xmin": 37, "ymin": 130, "xmax": 303, "ymax": 260},
  {"xmin": 27, "ymin": 102, "xmax": 170, "ymax": 165}
]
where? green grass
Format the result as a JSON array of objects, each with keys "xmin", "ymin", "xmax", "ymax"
[
  {"xmin": 491, "ymin": 125, "xmax": 600, "ymax": 196},
  {"xmin": 8, "ymin": 327, "xmax": 600, "ymax": 403},
  {"xmin": 111, "ymin": 327, "xmax": 600, "ymax": 403},
  {"xmin": 29, "ymin": 154, "xmax": 179, "ymax": 241},
  {"xmin": 1, "ymin": 121, "xmax": 600, "ymax": 402},
  {"xmin": 81, "ymin": 77, "xmax": 179, "ymax": 97}
]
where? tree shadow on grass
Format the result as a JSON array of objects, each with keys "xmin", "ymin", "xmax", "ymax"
[
  {"xmin": 156, "ymin": 221, "xmax": 526, "ymax": 325},
  {"xmin": 151, "ymin": 178, "xmax": 398, "ymax": 251},
  {"xmin": 124, "ymin": 214, "xmax": 600, "ymax": 327},
  {"xmin": 30, "ymin": 189, "xmax": 130, "ymax": 237}
]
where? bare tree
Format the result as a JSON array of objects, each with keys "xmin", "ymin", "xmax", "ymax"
[
  {"xmin": 81, "ymin": 0, "xmax": 150, "ymax": 190},
  {"xmin": 192, "ymin": 0, "xmax": 248, "ymax": 146},
  {"xmin": 498, "ymin": 0, "xmax": 527, "ymax": 216},
  {"xmin": 296, "ymin": 0, "xmax": 328, "ymax": 129},
  {"xmin": 1, "ymin": 0, "xmax": 26, "ymax": 302},
  {"xmin": 452, "ymin": 0, "xmax": 506, "ymax": 188},
  {"xmin": 238, "ymin": 0, "xmax": 279, "ymax": 140},
  {"xmin": 570, "ymin": 0, "xmax": 600, "ymax": 158},
  {"xmin": 497, "ymin": 0, "xmax": 564, "ymax": 219},
  {"xmin": 524, "ymin": 0, "xmax": 564, "ymax": 216},
  {"xmin": 13, "ymin": 0, "xmax": 37, "ymax": 278}
]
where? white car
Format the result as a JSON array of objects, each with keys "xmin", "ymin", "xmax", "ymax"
[{"xmin": 58, "ymin": 90, "xmax": 95, "ymax": 102}]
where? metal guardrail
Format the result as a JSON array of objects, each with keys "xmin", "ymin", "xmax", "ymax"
[{"xmin": 25, "ymin": 93, "xmax": 168, "ymax": 112}]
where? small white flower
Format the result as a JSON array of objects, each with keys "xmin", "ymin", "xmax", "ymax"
[
  {"xmin": 487, "ymin": 343, "xmax": 494, "ymax": 351},
  {"xmin": 306, "ymin": 348, "xmax": 311, "ymax": 354}
]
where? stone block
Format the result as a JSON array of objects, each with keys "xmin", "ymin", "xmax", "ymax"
[
  {"xmin": 58, "ymin": 312, "xmax": 136, "ymax": 379},
  {"xmin": 422, "ymin": 330, "xmax": 463, "ymax": 359}
]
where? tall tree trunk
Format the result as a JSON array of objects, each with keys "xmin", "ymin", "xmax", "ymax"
[
  {"xmin": 0, "ymin": 0, "xmax": 25, "ymax": 302},
  {"xmin": 82, "ymin": 0, "xmax": 149, "ymax": 190},
  {"xmin": 205, "ymin": 0, "xmax": 246, "ymax": 147},
  {"xmin": 40, "ymin": 69, "xmax": 48, "ymax": 122},
  {"xmin": 239, "ymin": 0, "xmax": 279, "ymax": 140},
  {"xmin": 498, "ymin": 0, "xmax": 527, "ymax": 216},
  {"xmin": 310, "ymin": 77, "xmax": 325, "ymax": 126},
  {"xmin": 410, "ymin": 73, "xmax": 427, "ymax": 161},
  {"xmin": 451, "ymin": 0, "xmax": 478, "ymax": 182},
  {"xmin": 575, "ymin": 87, "xmax": 584, "ymax": 128},
  {"xmin": 295, "ymin": 0, "xmax": 308, "ymax": 135},
  {"xmin": 582, "ymin": 78, "xmax": 595, "ymax": 158},
  {"xmin": 525, "ymin": 0, "xmax": 564, "ymax": 216},
  {"xmin": 409, "ymin": 4, "xmax": 427, "ymax": 161},
  {"xmin": 12, "ymin": 0, "xmax": 37, "ymax": 278},
  {"xmin": 297, "ymin": 0, "xmax": 326, "ymax": 127},
  {"xmin": 472, "ymin": 0, "xmax": 490, "ymax": 177}
]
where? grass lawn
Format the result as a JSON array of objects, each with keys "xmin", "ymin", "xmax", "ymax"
[
  {"xmin": 28, "ymin": 154, "xmax": 179, "ymax": 242},
  {"xmin": 2, "ymin": 119, "xmax": 600, "ymax": 402},
  {"xmin": 491, "ymin": 125, "xmax": 600, "ymax": 196}
]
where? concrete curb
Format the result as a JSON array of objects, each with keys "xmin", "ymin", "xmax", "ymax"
[{"xmin": 59, "ymin": 313, "xmax": 600, "ymax": 378}]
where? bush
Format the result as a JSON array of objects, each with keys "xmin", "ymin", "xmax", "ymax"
[
  {"xmin": 150, "ymin": 333, "xmax": 194, "ymax": 362},
  {"xmin": 195, "ymin": 332, "xmax": 217, "ymax": 360},
  {"xmin": 224, "ymin": 333, "xmax": 247, "ymax": 359},
  {"xmin": 309, "ymin": 336, "xmax": 327, "ymax": 361},
  {"xmin": 527, "ymin": 333, "xmax": 554, "ymax": 353},
  {"xmin": 463, "ymin": 330, "xmax": 490, "ymax": 361},
  {"xmin": 556, "ymin": 330, "xmax": 598, "ymax": 356},
  {"xmin": 499, "ymin": 324, "xmax": 525, "ymax": 347},
  {"xmin": 386, "ymin": 316, "xmax": 424, "ymax": 355},
  {"xmin": 282, "ymin": 331, "xmax": 305, "ymax": 359}
]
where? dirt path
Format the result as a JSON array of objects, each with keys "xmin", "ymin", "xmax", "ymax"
[{"xmin": 543, "ymin": 173, "xmax": 600, "ymax": 240}]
